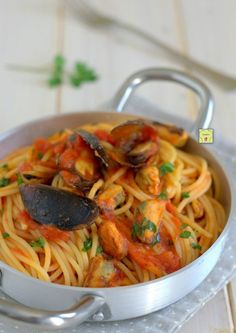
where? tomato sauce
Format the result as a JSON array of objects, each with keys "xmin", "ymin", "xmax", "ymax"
[
  {"xmin": 34, "ymin": 138, "xmax": 52, "ymax": 153},
  {"xmin": 112, "ymin": 216, "xmax": 180, "ymax": 274},
  {"xmin": 94, "ymin": 130, "xmax": 115, "ymax": 145},
  {"xmin": 18, "ymin": 211, "xmax": 70, "ymax": 242}
]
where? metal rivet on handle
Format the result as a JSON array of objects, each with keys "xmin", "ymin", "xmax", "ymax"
[{"xmin": 92, "ymin": 311, "xmax": 104, "ymax": 321}]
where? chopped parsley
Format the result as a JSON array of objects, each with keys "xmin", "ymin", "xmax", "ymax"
[
  {"xmin": 2, "ymin": 232, "xmax": 10, "ymax": 239},
  {"xmin": 181, "ymin": 223, "xmax": 188, "ymax": 229},
  {"xmin": 138, "ymin": 201, "xmax": 147, "ymax": 211},
  {"xmin": 17, "ymin": 173, "xmax": 24, "ymax": 186},
  {"xmin": 182, "ymin": 192, "xmax": 190, "ymax": 199},
  {"xmin": 159, "ymin": 162, "xmax": 175, "ymax": 176},
  {"xmin": 0, "ymin": 177, "xmax": 10, "ymax": 187},
  {"xmin": 179, "ymin": 230, "xmax": 192, "ymax": 239},
  {"xmin": 131, "ymin": 223, "xmax": 142, "ymax": 239},
  {"xmin": 142, "ymin": 219, "xmax": 157, "ymax": 233},
  {"xmin": 30, "ymin": 237, "xmax": 45, "ymax": 249},
  {"xmin": 0, "ymin": 164, "xmax": 8, "ymax": 170},
  {"xmin": 158, "ymin": 191, "xmax": 168, "ymax": 200},
  {"xmin": 131, "ymin": 219, "xmax": 157, "ymax": 239},
  {"xmin": 83, "ymin": 238, "xmax": 92, "ymax": 252},
  {"xmin": 37, "ymin": 152, "xmax": 44, "ymax": 160},
  {"xmin": 191, "ymin": 243, "xmax": 202, "ymax": 250},
  {"xmin": 96, "ymin": 246, "xmax": 103, "ymax": 254}
]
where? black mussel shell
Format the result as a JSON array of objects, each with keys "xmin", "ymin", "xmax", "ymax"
[
  {"xmin": 20, "ymin": 184, "xmax": 99, "ymax": 231},
  {"xmin": 76, "ymin": 129, "xmax": 109, "ymax": 167}
]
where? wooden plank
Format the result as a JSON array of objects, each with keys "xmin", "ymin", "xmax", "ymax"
[
  {"xmin": 61, "ymin": 4, "xmax": 236, "ymax": 331},
  {"xmin": 0, "ymin": 0, "xmax": 59, "ymax": 132},
  {"xmin": 55, "ymin": 2, "xmax": 66, "ymax": 114},
  {"xmin": 61, "ymin": 0, "xmax": 191, "ymax": 119},
  {"xmin": 227, "ymin": 280, "xmax": 236, "ymax": 330},
  {"xmin": 178, "ymin": 0, "xmax": 236, "ymax": 331},
  {"xmin": 178, "ymin": 0, "xmax": 236, "ymax": 75},
  {"xmin": 179, "ymin": 0, "xmax": 236, "ymax": 142},
  {"xmin": 180, "ymin": 289, "xmax": 233, "ymax": 333},
  {"xmin": 224, "ymin": 285, "xmax": 235, "ymax": 332},
  {"xmin": 0, "ymin": 2, "xmax": 235, "ymax": 333}
]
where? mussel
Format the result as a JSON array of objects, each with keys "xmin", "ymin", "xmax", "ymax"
[
  {"xmin": 97, "ymin": 184, "xmax": 126, "ymax": 211},
  {"xmin": 109, "ymin": 120, "xmax": 159, "ymax": 167},
  {"xmin": 135, "ymin": 165, "xmax": 160, "ymax": 195},
  {"xmin": 134, "ymin": 199, "xmax": 165, "ymax": 244},
  {"xmin": 127, "ymin": 141, "xmax": 158, "ymax": 165},
  {"xmin": 58, "ymin": 129, "xmax": 109, "ymax": 191},
  {"xmin": 76, "ymin": 129, "xmax": 109, "ymax": 167},
  {"xmin": 20, "ymin": 184, "xmax": 99, "ymax": 231},
  {"xmin": 59, "ymin": 170, "xmax": 94, "ymax": 192},
  {"xmin": 152, "ymin": 121, "xmax": 188, "ymax": 147}
]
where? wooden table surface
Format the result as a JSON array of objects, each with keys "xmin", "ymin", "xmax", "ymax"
[{"xmin": 0, "ymin": 1, "xmax": 236, "ymax": 332}]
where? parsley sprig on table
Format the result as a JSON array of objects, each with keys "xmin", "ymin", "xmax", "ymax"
[
  {"xmin": 69, "ymin": 62, "xmax": 97, "ymax": 87},
  {"xmin": 48, "ymin": 55, "xmax": 98, "ymax": 88},
  {"xmin": 48, "ymin": 55, "xmax": 65, "ymax": 87},
  {"xmin": 6, "ymin": 55, "xmax": 98, "ymax": 89}
]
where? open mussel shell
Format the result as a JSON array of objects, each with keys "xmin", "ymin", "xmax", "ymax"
[
  {"xmin": 59, "ymin": 170, "xmax": 95, "ymax": 192},
  {"xmin": 76, "ymin": 129, "xmax": 109, "ymax": 167},
  {"xmin": 110, "ymin": 120, "xmax": 159, "ymax": 167},
  {"xmin": 20, "ymin": 184, "xmax": 99, "ymax": 231},
  {"xmin": 110, "ymin": 119, "xmax": 149, "ymax": 152},
  {"xmin": 109, "ymin": 147, "xmax": 153, "ymax": 168},
  {"xmin": 127, "ymin": 141, "xmax": 158, "ymax": 166},
  {"xmin": 151, "ymin": 121, "xmax": 188, "ymax": 147}
]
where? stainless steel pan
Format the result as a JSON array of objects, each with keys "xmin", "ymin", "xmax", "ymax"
[{"xmin": 0, "ymin": 69, "xmax": 233, "ymax": 330}]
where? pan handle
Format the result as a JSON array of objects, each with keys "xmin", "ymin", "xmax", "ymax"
[
  {"xmin": 111, "ymin": 68, "xmax": 214, "ymax": 136},
  {"xmin": 0, "ymin": 294, "xmax": 106, "ymax": 330}
]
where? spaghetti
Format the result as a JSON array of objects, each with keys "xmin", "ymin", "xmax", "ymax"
[{"xmin": 0, "ymin": 120, "xmax": 225, "ymax": 287}]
